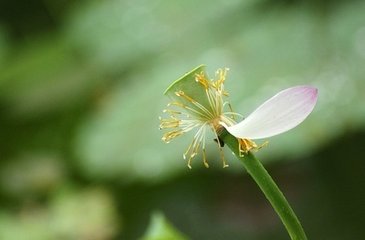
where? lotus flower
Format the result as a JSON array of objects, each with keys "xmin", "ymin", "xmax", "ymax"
[{"xmin": 160, "ymin": 66, "xmax": 318, "ymax": 168}]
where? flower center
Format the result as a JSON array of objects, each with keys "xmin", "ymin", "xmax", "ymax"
[
  {"xmin": 160, "ymin": 67, "xmax": 267, "ymax": 168},
  {"xmin": 160, "ymin": 68, "xmax": 239, "ymax": 168}
]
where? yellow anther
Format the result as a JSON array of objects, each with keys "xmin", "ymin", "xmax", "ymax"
[
  {"xmin": 162, "ymin": 130, "xmax": 183, "ymax": 143},
  {"xmin": 163, "ymin": 109, "xmax": 181, "ymax": 115},
  {"xmin": 238, "ymin": 138, "xmax": 268, "ymax": 157},
  {"xmin": 175, "ymin": 91, "xmax": 195, "ymax": 103},
  {"xmin": 212, "ymin": 68, "xmax": 229, "ymax": 93},
  {"xmin": 159, "ymin": 118, "xmax": 180, "ymax": 129},
  {"xmin": 168, "ymin": 102, "xmax": 185, "ymax": 108},
  {"xmin": 238, "ymin": 138, "xmax": 257, "ymax": 156},
  {"xmin": 195, "ymin": 72, "xmax": 210, "ymax": 89}
]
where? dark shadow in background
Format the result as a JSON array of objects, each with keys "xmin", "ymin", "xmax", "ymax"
[{"xmin": 118, "ymin": 130, "xmax": 365, "ymax": 240}]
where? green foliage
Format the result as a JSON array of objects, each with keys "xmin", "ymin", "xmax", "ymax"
[
  {"xmin": 1, "ymin": 0, "xmax": 365, "ymax": 239},
  {"xmin": 0, "ymin": 187, "xmax": 118, "ymax": 240},
  {"xmin": 141, "ymin": 212, "xmax": 188, "ymax": 240}
]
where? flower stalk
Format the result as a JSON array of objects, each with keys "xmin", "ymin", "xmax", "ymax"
[
  {"xmin": 160, "ymin": 65, "xmax": 316, "ymax": 240},
  {"xmin": 219, "ymin": 129, "xmax": 308, "ymax": 240}
]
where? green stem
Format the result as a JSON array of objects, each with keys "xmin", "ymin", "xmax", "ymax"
[{"xmin": 220, "ymin": 130, "xmax": 307, "ymax": 240}]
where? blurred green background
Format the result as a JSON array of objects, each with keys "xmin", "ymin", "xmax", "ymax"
[{"xmin": 0, "ymin": 0, "xmax": 365, "ymax": 239}]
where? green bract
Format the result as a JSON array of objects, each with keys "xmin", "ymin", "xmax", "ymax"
[{"xmin": 163, "ymin": 64, "xmax": 211, "ymax": 110}]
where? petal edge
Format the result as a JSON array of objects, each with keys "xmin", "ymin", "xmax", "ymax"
[{"xmin": 225, "ymin": 86, "xmax": 318, "ymax": 139}]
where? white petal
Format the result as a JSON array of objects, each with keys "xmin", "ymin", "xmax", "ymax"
[{"xmin": 225, "ymin": 86, "xmax": 318, "ymax": 139}]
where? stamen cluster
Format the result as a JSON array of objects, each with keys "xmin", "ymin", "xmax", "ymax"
[
  {"xmin": 160, "ymin": 67, "xmax": 318, "ymax": 169},
  {"xmin": 159, "ymin": 68, "xmax": 240, "ymax": 168}
]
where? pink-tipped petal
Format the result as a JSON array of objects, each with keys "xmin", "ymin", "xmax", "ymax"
[{"xmin": 226, "ymin": 86, "xmax": 318, "ymax": 140}]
